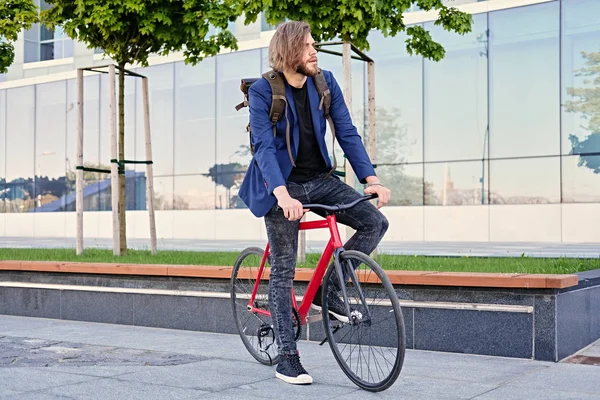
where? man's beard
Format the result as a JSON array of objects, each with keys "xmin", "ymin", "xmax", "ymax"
[{"xmin": 296, "ymin": 62, "xmax": 318, "ymax": 77}]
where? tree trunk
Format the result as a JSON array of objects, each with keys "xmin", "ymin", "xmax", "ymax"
[{"xmin": 118, "ymin": 62, "xmax": 127, "ymax": 255}]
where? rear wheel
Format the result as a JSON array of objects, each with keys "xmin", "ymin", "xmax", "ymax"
[
  {"xmin": 231, "ymin": 247, "xmax": 301, "ymax": 366},
  {"xmin": 322, "ymin": 250, "xmax": 406, "ymax": 392}
]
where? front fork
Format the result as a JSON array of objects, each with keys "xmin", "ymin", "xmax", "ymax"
[{"xmin": 331, "ymin": 248, "xmax": 372, "ymax": 324}]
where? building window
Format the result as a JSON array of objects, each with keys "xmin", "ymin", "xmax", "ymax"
[
  {"xmin": 38, "ymin": 1, "xmax": 73, "ymax": 61},
  {"xmin": 40, "ymin": 25, "xmax": 73, "ymax": 60},
  {"xmin": 20, "ymin": 0, "xmax": 74, "ymax": 63},
  {"xmin": 488, "ymin": 2, "xmax": 560, "ymax": 159}
]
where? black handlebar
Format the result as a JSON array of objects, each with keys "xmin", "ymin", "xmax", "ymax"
[{"xmin": 302, "ymin": 194, "xmax": 378, "ymax": 213}]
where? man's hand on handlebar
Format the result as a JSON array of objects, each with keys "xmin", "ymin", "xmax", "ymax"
[
  {"xmin": 273, "ymin": 186, "xmax": 308, "ymax": 221},
  {"xmin": 363, "ymin": 181, "xmax": 391, "ymax": 209}
]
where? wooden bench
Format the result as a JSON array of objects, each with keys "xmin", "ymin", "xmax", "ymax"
[{"xmin": 0, "ymin": 260, "xmax": 579, "ymax": 289}]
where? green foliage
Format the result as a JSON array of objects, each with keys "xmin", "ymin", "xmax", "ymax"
[
  {"xmin": 565, "ymin": 51, "xmax": 600, "ymax": 134},
  {"xmin": 565, "ymin": 50, "xmax": 600, "ymax": 173},
  {"xmin": 40, "ymin": 0, "xmax": 241, "ymax": 67},
  {"xmin": 239, "ymin": 0, "xmax": 473, "ymax": 60},
  {"xmin": 0, "ymin": 0, "xmax": 39, "ymax": 73}
]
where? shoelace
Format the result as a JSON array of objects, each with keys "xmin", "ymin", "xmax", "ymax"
[{"xmin": 288, "ymin": 355, "xmax": 308, "ymax": 375}]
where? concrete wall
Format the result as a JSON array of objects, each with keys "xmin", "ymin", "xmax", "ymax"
[{"xmin": 3, "ymin": 203, "xmax": 600, "ymax": 243}]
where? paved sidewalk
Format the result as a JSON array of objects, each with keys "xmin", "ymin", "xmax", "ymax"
[{"xmin": 0, "ymin": 315, "xmax": 599, "ymax": 400}]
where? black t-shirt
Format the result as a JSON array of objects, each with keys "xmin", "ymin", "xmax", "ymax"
[{"xmin": 287, "ymin": 81, "xmax": 328, "ymax": 183}]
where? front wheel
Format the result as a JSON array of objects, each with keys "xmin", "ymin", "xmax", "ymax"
[{"xmin": 322, "ymin": 250, "xmax": 406, "ymax": 392}]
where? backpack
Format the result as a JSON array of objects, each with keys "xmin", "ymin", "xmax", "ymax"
[{"xmin": 235, "ymin": 68, "xmax": 337, "ymax": 177}]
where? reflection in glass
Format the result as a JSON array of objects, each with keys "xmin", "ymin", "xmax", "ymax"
[
  {"xmin": 368, "ymin": 29, "xmax": 423, "ymax": 164},
  {"xmin": 174, "ymin": 59, "xmax": 216, "ymax": 175},
  {"xmin": 67, "ymin": 76, "xmax": 100, "ymax": 168},
  {"xmin": 24, "ymin": 41, "xmax": 39, "ymax": 63},
  {"xmin": 0, "ymin": 90, "xmax": 5, "ymax": 212},
  {"xmin": 489, "ymin": 2, "xmax": 560, "ymax": 158},
  {"xmin": 34, "ymin": 81, "xmax": 68, "ymax": 211},
  {"xmin": 489, "ymin": 157, "xmax": 560, "ymax": 204},
  {"xmin": 317, "ymin": 48, "xmax": 365, "ymax": 188},
  {"xmin": 99, "ymin": 73, "xmax": 136, "ymax": 173},
  {"xmin": 153, "ymin": 176, "xmax": 174, "ymax": 210},
  {"xmin": 0, "ymin": 90, "xmax": 7, "ymax": 213},
  {"xmin": 216, "ymin": 50, "xmax": 260, "ymax": 208},
  {"xmin": 82, "ymin": 177, "xmax": 101, "ymax": 212},
  {"xmin": 261, "ymin": 47, "xmax": 270, "ymax": 73},
  {"xmin": 64, "ymin": 76, "xmax": 103, "ymax": 212},
  {"xmin": 24, "ymin": 22, "xmax": 39, "ymax": 41},
  {"xmin": 174, "ymin": 175, "xmax": 216, "ymax": 210},
  {"xmin": 376, "ymin": 164, "xmax": 423, "ymax": 206},
  {"xmin": 136, "ymin": 64, "xmax": 174, "ymax": 176},
  {"xmin": 562, "ymin": 0, "xmax": 600, "ymax": 156},
  {"xmin": 5, "ymin": 86, "xmax": 35, "ymax": 212},
  {"xmin": 562, "ymin": 154, "xmax": 600, "ymax": 203},
  {"xmin": 217, "ymin": 50, "xmax": 260, "ymax": 166},
  {"xmin": 424, "ymin": 14, "xmax": 488, "ymax": 162},
  {"xmin": 211, "ymin": 165, "xmax": 247, "ymax": 210},
  {"xmin": 425, "ymin": 161, "xmax": 488, "ymax": 206},
  {"xmin": 55, "ymin": 170, "xmax": 145, "ymax": 212}
]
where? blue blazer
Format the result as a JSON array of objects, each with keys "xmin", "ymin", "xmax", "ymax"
[{"xmin": 238, "ymin": 69, "xmax": 376, "ymax": 218}]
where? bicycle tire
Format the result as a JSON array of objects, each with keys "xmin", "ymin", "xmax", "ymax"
[
  {"xmin": 231, "ymin": 247, "xmax": 280, "ymax": 365},
  {"xmin": 230, "ymin": 247, "xmax": 302, "ymax": 366},
  {"xmin": 322, "ymin": 250, "xmax": 406, "ymax": 392}
]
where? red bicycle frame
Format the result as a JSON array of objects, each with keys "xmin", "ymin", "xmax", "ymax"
[{"xmin": 247, "ymin": 214, "xmax": 344, "ymax": 325}]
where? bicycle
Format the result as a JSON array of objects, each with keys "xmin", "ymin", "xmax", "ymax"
[{"xmin": 230, "ymin": 194, "xmax": 406, "ymax": 392}]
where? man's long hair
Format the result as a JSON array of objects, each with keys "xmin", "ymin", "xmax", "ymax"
[{"xmin": 269, "ymin": 21, "xmax": 311, "ymax": 73}]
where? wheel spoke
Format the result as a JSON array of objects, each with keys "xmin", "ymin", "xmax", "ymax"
[
  {"xmin": 322, "ymin": 250, "xmax": 406, "ymax": 391},
  {"xmin": 231, "ymin": 248, "xmax": 279, "ymax": 366}
]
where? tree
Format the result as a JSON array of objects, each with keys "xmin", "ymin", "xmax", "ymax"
[
  {"xmin": 239, "ymin": 0, "xmax": 472, "ymax": 59},
  {"xmin": 565, "ymin": 51, "xmax": 600, "ymax": 134},
  {"xmin": 41, "ymin": 0, "xmax": 241, "ymax": 255},
  {"xmin": 373, "ymin": 107, "xmax": 436, "ymax": 206},
  {"xmin": 0, "ymin": 0, "xmax": 38, "ymax": 73},
  {"xmin": 238, "ymin": 0, "xmax": 472, "ymax": 208},
  {"xmin": 565, "ymin": 50, "xmax": 600, "ymax": 174},
  {"xmin": 204, "ymin": 163, "xmax": 246, "ymax": 209}
]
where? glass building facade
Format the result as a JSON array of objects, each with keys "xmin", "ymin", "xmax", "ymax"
[{"xmin": 1, "ymin": 0, "xmax": 599, "ymax": 218}]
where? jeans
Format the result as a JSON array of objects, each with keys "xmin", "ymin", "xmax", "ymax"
[{"xmin": 264, "ymin": 173, "xmax": 389, "ymax": 355}]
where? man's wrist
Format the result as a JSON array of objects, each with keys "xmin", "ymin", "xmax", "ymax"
[
  {"xmin": 365, "ymin": 176, "xmax": 381, "ymax": 185},
  {"xmin": 273, "ymin": 185, "xmax": 290, "ymax": 200}
]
